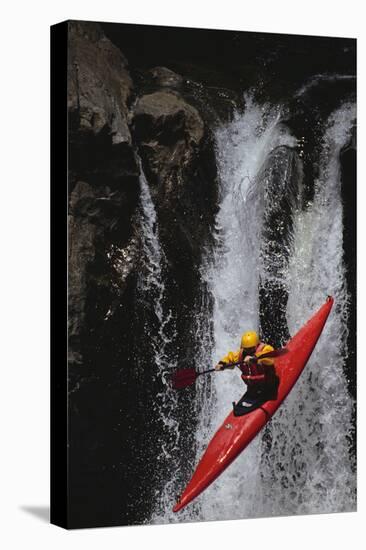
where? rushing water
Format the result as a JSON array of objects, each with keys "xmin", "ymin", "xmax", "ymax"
[
  {"xmin": 137, "ymin": 162, "xmax": 184, "ymax": 518},
  {"xmin": 274, "ymin": 103, "xmax": 357, "ymax": 515},
  {"xmin": 193, "ymin": 96, "xmax": 298, "ymax": 521},
  {"xmin": 146, "ymin": 95, "xmax": 356, "ymax": 523}
]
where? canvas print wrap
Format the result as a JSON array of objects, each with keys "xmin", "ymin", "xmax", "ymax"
[{"xmin": 51, "ymin": 20, "xmax": 356, "ymax": 528}]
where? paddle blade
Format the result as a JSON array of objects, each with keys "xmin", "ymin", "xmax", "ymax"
[{"xmin": 171, "ymin": 368, "xmax": 198, "ymax": 390}]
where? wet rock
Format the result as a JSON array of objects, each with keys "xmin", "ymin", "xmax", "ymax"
[
  {"xmin": 285, "ymin": 75, "xmax": 356, "ymax": 206},
  {"xmin": 260, "ymin": 145, "xmax": 303, "ymax": 276},
  {"xmin": 68, "ymin": 178, "xmax": 141, "ymax": 367},
  {"xmin": 131, "ymin": 87, "xmax": 218, "ymax": 331},
  {"xmin": 131, "ymin": 89, "xmax": 218, "ymax": 390},
  {"xmin": 147, "ymin": 66, "xmax": 184, "ymax": 89},
  {"xmin": 132, "ymin": 89, "xmax": 217, "ymax": 268},
  {"xmin": 68, "ymin": 181, "xmax": 97, "ymax": 361},
  {"xmin": 68, "ymin": 21, "xmax": 133, "ymax": 144},
  {"xmin": 133, "ymin": 90, "xmax": 204, "ymax": 178},
  {"xmin": 137, "ymin": 65, "xmax": 242, "ymax": 129},
  {"xmin": 258, "ymin": 145, "xmax": 303, "ymax": 347},
  {"xmin": 67, "ymin": 22, "xmax": 141, "ymax": 370},
  {"xmin": 182, "ymin": 81, "xmax": 244, "ymax": 125},
  {"xmin": 67, "ymin": 22, "xmax": 146, "ymax": 527}
]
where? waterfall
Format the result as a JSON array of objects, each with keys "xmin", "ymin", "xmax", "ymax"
[
  {"xmin": 259, "ymin": 102, "xmax": 356, "ymax": 516},
  {"xmin": 137, "ymin": 162, "xmax": 183, "ymax": 520},
  {"xmin": 191, "ymin": 98, "xmax": 356, "ymax": 520},
  {"xmin": 192, "ymin": 95, "xmax": 297, "ymax": 520},
  {"xmin": 146, "ymin": 95, "xmax": 355, "ymax": 523}
]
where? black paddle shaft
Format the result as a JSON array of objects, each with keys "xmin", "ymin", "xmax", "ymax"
[{"xmin": 197, "ymin": 362, "xmax": 238, "ymax": 376}]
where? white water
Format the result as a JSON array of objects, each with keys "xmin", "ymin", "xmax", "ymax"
[
  {"xmin": 147, "ymin": 96, "xmax": 356, "ymax": 522},
  {"xmin": 295, "ymin": 74, "xmax": 356, "ymax": 98},
  {"xmin": 267, "ymin": 103, "xmax": 357, "ymax": 515},
  {"xmin": 193, "ymin": 96, "xmax": 298, "ymax": 521},
  {"xmin": 195, "ymin": 99, "xmax": 355, "ymax": 520},
  {"xmin": 137, "ymin": 163, "xmax": 183, "ymax": 519}
]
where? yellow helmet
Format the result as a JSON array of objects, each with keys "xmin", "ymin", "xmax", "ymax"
[{"xmin": 241, "ymin": 331, "xmax": 259, "ymax": 349}]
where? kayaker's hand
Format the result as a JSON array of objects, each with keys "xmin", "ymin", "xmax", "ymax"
[
  {"xmin": 244, "ymin": 355, "xmax": 257, "ymax": 365},
  {"xmin": 215, "ymin": 362, "xmax": 225, "ymax": 371}
]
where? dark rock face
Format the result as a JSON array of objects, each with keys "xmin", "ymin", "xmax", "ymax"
[
  {"xmin": 67, "ymin": 21, "xmax": 140, "ymax": 369},
  {"xmin": 66, "ymin": 22, "xmax": 219, "ymax": 527},
  {"xmin": 132, "ymin": 87, "xmax": 218, "ymax": 360},
  {"xmin": 147, "ymin": 66, "xmax": 184, "ymax": 89},
  {"xmin": 68, "ymin": 181, "xmax": 98, "ymax": 365},
  {"xmin": 258, "ymin": 145, "xmax": 303, "ymax": 347},
  {"xmin": 133, "ymin": 90, "xmax": 204, "ymax": 188},
  {"xmin": 132, "ymin": 90, "xmax": 217, "ymax": 263},
  {"xmin": 68, "ymin": 21, "xmax": 132, "ymax": 143},
  {"xmin": 67, "ymin": 22, "xmax": 145, "ymax": 527},
  {"xmin": 136, "ymin": 65, "xmax": 244, "ymax": 126}
]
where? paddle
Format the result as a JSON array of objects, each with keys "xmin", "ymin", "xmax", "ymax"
[{"xmin": 170, "ymin": 347, "xmax": 288, "ymax": 390}]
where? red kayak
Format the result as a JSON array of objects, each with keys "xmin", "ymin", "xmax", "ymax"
[{"xmin": 173, "ymin": 296, "xmax": 334, "ymax": 512}]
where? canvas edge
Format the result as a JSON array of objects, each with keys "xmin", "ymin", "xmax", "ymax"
[{"xmin": 50, "ymin": 20, "xmax": 69, "ymax": 530}]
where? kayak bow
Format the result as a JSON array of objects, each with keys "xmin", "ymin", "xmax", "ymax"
[{"xmin": 173, "ymin": 296, "xmax": 334, "ymax": 512}]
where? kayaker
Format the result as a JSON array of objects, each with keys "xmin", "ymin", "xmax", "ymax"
[{"xmin": 214, "ymin": 331, "xmax": 279, "ymax": 400}]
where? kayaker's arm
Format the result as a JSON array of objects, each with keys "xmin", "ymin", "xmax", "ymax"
[
  {"xmin": 215, "ymin": 350, "xmax": 240, "ymax": 370},
  {"xmin": 256, "ymin": 344, "xmax": 275, "ymax": 366},
  {"xmin": 215, "ymin": 345, "xmax": 280, "ymax": 371}
]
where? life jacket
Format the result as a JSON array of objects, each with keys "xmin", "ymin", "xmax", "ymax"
[{"xmin": 238, "ymin": 342, "xmax": 266, "ymax": 383}]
